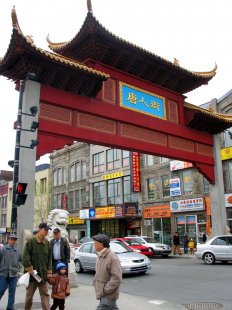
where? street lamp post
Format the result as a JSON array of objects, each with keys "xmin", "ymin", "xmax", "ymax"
[{"xmin": 11, "ymin": 80, "xmax": 25, "ymax": 233}]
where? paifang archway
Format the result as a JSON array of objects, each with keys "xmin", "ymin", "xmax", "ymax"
[
  {"xmin": 3, "ymin": 5, "xmax": 232, "ymax": 244},
  {"xmin": 1, "ymin": 6, "xmax": 232, "ymax": 185}
]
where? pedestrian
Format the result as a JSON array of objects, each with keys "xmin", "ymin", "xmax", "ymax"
[
  {"xmin": 0, "ymin": 234, "xmax": 21, "ymax": 310},
  {"xmin": 183, "ymin": 233, "xmax": 189, "ymax": 254},
  {"xmin": 50, "ymin": 228, "xmax": 70, "ymax": 275},
  {"xmin": 48, "ymin": 262, "xmax": 70, "ymax": 310},
  {"xmin": 173, "ymin": 232, "xmax": 182, "ymax": 255},
  {"xmin": 23, "ymin": 222, "xmax": 52, "ymax": 310},
  {"xmin": 202, "ymin": 232, "xmax": 207, "ymax": 243},
  {"xmin": 188, "ymin": 238, "xmax": 195, "ymax": 255},
  {"xmin": 92, "ymin": 234, "xmax": 122, "ymax": 310}
]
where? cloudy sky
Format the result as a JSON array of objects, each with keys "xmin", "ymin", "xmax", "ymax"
[{"xmin": 0, "ymin": 0, "xmax": 231, "ymax": 170}]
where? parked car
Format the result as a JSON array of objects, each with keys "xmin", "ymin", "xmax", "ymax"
[
  {"xmin": 74, "ymin": 240, "xmax": 152, "ymax": 274},
  {"xmin": 126, "ymin": 236, "xmax": 172, "ymax": 257},
  {"xmin": 114, "ymin": 238, "xmax": 153, "ymax": 257},
  {"xmin": 195, "ymin": 235, "xmax": 232, "ymax": 265}
]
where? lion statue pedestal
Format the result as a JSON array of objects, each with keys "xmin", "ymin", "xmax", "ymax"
[{"xmin": 47, "ymin": 209, "xmax": 77, "ymax": 288}]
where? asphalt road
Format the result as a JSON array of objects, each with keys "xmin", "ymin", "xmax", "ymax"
[{"xmin": 76, "ymin": 255, "xmax": 232, "ymax": 309}]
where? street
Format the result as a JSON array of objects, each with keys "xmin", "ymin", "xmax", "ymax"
[
  {"xmin": 76, "ymin": 255, "xmax": 232, "ymax": 309},
  {"xmin": 1, "ymin": 255, "xmax": 231, "ymax": 309}
]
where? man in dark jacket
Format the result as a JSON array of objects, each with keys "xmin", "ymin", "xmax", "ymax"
[
  {"xmin": 173, "ymin": 232, "xmax": 182, "ymax": 255},
  {"xmin": 23, "ymin": 222, "xmax": 52, "ymax": 310},
  {"xmin": 92, "ymin": 234, "xmax": 122, "ymax": 310},
  {"xmin": 0, "ymin": 234, "xmax": 21, "ymax": 310},
  {"xmin": 50, "ymin": 228, "xmax": 70, "ymax": 275}
]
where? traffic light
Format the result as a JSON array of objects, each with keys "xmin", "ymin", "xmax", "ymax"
[{"xmin": 15, "ymin": 182, "xmax": 28, "ymax": 206}]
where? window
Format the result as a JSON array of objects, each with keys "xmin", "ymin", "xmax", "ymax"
[
  {"xmin": 81, "ymin": 188, "xmax": 87, "ymax": 208},
  {"xmin": 53, "ymin": 168, "xmax": 65, "ymax": 186},
  {"xmin": 147, "ymin": 178, "xmax": 155, "ymax": 200},
  {"xmin": 75, "ymin": 190, "xmax": 80, "ymax": 210},
  {"xmin": 70, "ymin": 162, "xmax": 87, "ymax": 182},
  {"xmin": 122, "ymin": 150, "xmax": 130, "ymax": 167},
  {"xmin": 203, "ymin": 177, "xmax": 209, "ymax": 193},
  {"xmin": 107, "ymin": 149, "xmax": 120, "ymax": 171},
  {"xmin": 52, "ymin": 193, "xmax": 62, "ymax": 209},
  {"xmin": 40, "ymin": 178, "xmax": 47, "ymax": 194},
  {"xmin": 161, "ymin": 176, "xmax": 170, "ymax": 198},
  {"xmin": 93, "ymin": 182, "xmax": 106, "ymax": 206},
  {"xmin": 93, "ymin": 152, "xmax": 105, "ymax": 174},
  {"xmin": 69, "ymin": 191, "xmax": 74, "ymax": 211},
  {"xmin": 1, "ymin": 197, "xmax": 7, "ymax": 209},
  {"xmin": 224, "ymin": 129, "xmax": 232, "ymax": 147},
  {"xmin": 144, "ymin": 155, "xmax": 154, "ymax": 166},
  {"xmin": 1, "ymin": 214, "xmax": 6, "ymax": 227},
  {"xmin": 182, "ymin": 170, "xmax": 192, "ymax": 195},
  {"xmin": 211, "ymin": 237, "xmax": 227, "ymax": 246},
  {"xmin": 107, "ymin": 178, "xmax": 121, "ymax": 204},
  {"xmin": 160, "ymin": 157, "xmax": 169, "ymax": 163},
  {"xmin": 228, "ymin": 163, "xmax": 232, "ymax": 189},
  {"xmin": 123, "ymin": 176, "xmax": 138, "ymax": 203}
]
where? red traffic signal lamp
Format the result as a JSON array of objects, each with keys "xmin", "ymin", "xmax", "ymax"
[{"xmin": 15, "ymin": 182, "xmax": 28, "ymax": 206}]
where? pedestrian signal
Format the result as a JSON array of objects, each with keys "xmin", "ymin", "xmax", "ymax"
[{"xmin": 15, "ymin": 182, "xmax": 28, "ymax": 206}]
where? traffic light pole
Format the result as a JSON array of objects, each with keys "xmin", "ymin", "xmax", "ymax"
[{"xmin": 11, "ymin": 80, "xmax": 25, "ymax": 233}]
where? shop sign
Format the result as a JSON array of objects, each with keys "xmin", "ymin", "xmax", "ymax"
[
  {"xmin": 176, "ymin": 216, "xmax": 185, "ymax": 224},
  {"xmin": 119, "ymin": 82, "xmax": 166, "ymax": 120},
  {"xmin": 170, "ymin": 198, "xmax": 204, "ymax": 213},
  {"xmin": 0, "ymin": 228, "xmax": 6, "ymax": 234},
  {"xmin": 62, "ymin": 193, "xmax": 67, "ymax": 210},
  {"xmin": 89, "ymin": 209, "xmax": 96, "ymax": 218},
  {"xmin": 79, "ymin": 209, "xmax": 90, "ymax": 219},
  {"xmin": 102, "ymin": 171, "xmax": 123, "ymax": 180},
  {"xmin": 68, "ymin": 217, "xmax": 85, "ymax": 225},
  {"xmin": 204, "ymin": 196, "xmax": 211, "ymax": 235},
  {"xmin": 170, "ymin": 160, "xmax": 193, "ymax": 171},
  {"xmin": 125, "ymin": 205, "xmax": 139, "ymax": 216},
  {"xmin": 170, "ymin": 178, "xmax": 181, "ymax": 197},
  {"xmin": 225, "ymin": 193, "xmax": 232, "ymax": 207},
  {"xmin": 144, "ymin": 205, "xmax": 171, "ymax": 218},
  {"xmin": 131, "ymin": 152, "xmax": 141, "ymax": 192},
  {"xmin": 95, "ymin": 207, "xmax": 115, "ymax": 219},
  {"xmin": 221, "ymin": 147, "xmax": 232, "ymax": 161},
  {"xmin": 115, "ymin": 206, "xmax": 123, "ymax": 217},
  {"xmin": 6, "ymin": 227, "xmax": 11, "ymax": 233}
]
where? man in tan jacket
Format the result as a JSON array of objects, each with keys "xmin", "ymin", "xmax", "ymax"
[{"xmin": 93, "ymin": 234, "xmax": 122, "ymax": 310}]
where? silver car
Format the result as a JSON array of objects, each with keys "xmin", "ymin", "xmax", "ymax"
[
  {"xmin": 195, "ymin": 235, "xmax": 232, "ymax": 265},
  {"xmin": 74, "ymin": 240, "xmax": 152, "ymax": 274}
]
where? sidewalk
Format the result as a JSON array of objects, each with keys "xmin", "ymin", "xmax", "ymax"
[{"xmin": 0, "ymin": 284, "xmax": 186, "ymax": 310}]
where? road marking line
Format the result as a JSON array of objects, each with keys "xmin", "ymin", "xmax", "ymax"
[{"xmin": 149, "ymin": 299, "xmax": 166, "ymax": 305}]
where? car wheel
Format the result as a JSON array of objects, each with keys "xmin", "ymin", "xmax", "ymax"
[
  {"xmin": 203, "ymin": 252, "xmax": 215, "ymax": 265},
  {"xmin": 75, "ymin": 260, "xmax": 83, "ymax": 273}
]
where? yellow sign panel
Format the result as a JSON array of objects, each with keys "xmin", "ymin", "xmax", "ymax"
[
  {"xmin": 95, "ymin": 207, "xmax": 115, "ymax": 219},
  {"xmin": 68, "ymin": 217, "xmax": 85, "ymax": 225},
  {"xmin": 221, "ymin": 147, "xmax": 232, "ymax": 160},
  {"xmin": 102, "ymin": 171, "xmax": 123, "ymax": 180}
]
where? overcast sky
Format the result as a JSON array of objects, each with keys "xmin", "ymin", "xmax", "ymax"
[{"xmin": 0, "ymin": 0, "xmax": 231, "ymax": 170}]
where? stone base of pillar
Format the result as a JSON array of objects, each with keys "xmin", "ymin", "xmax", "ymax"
[{"xmin": 68, "ymin": 260, "xmax": 78, "ymax": 288}]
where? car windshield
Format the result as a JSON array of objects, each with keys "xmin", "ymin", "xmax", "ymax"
[
  {"xmin": 125, "ymin": 239, "xmax": 142, "ymax": 246},
  {"xmin": 110, "ymin": 241, "xmax": 132, "ymax": 254},
  {"xmin": 143, "ymin": 237, "xmax": 158, "ymax": 243}
]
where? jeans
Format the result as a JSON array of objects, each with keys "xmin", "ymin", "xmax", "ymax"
[
  {"xmin": 0, "ymin": 275, "xmax": 17, "ymax": 310},
  {"xmin": 51, "ymin": 298, "xmax": 65, "ymax": 310},
  {"xmin": 96, "ymin": 297, "xmax": 119, "ymax": 310}
]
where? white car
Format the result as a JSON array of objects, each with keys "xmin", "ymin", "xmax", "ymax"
[
  {"xmin": 195, "ymin": 235, "xmax": 232, "ymax": 264},
  {"xmin": 126, "ymin": 236, "xmax": 172, "ymax": 257}
]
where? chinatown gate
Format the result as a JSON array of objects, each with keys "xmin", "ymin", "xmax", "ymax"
[{"xmin": 1, "ymin": 3, "xmax": 232, "ymax": 245}]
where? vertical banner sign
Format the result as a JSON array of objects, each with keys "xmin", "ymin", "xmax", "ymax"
[
  {"xmin": 131, "ymin": 152, "xmax": 141, "ymax": 192},
  {"xmin": 62, "ymin": 193, "xmax": 67, "ymax": 210},
  {"xmin": 204, "ymin": 196, "xmax": 211, "ymax": 235}
]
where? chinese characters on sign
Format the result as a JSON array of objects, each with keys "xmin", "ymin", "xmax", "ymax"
[
  {"xmin": 131, "ymin": 152, "xmax": 141, "ymax": 192},
  {"xmin": 68, "ymin": 217, "xmax": 85, "ymax": 225},
  {"xmin": 102, "ymin": 171, "xmax": 123, "ymax": 180},
  {"xmin": 170, "ymin": 198, "xmax": 204, "ymax": 213},
  {"xmin": 144, "ymin": 205, "xmax": 171, "ymax": 218},
  {"xmin": 119, "ymin": 82, "xmax": 166, "ymax": 119}
]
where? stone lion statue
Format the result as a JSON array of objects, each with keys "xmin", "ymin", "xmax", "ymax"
[{"xmin": 47, "ymin": 209, "xmax": 69, "ymax": 241}]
